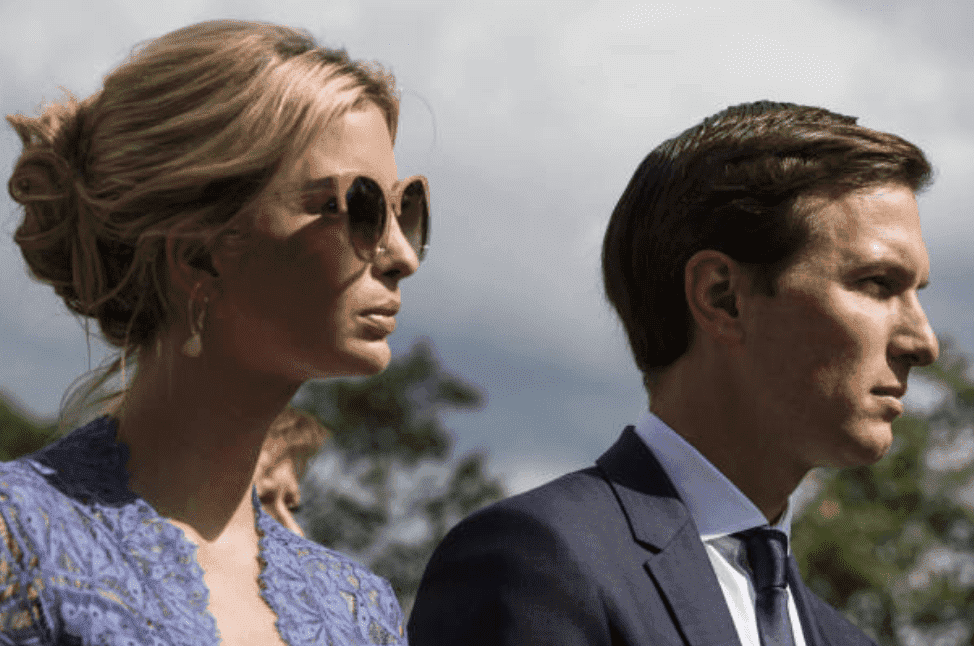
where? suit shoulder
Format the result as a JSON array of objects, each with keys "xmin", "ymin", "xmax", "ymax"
[
  {"xmin": 434, "ymin": 464, "xmax": 632, "ymax": 567},
  {"xmin": 409, "ymin": 467, "xmax": 614, "ymax": 646},
  {"xmin": 466, "ymin": 465, "xmax": 614, "ymax": 527}
]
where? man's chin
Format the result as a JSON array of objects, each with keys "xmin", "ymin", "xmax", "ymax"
[{"xmin": 837, "ymin": 424, "xmax": 895, "ymax": 467}]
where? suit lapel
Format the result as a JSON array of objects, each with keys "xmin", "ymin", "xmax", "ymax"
[
  {"xmin": 787, "ymin": 557, "xmax": 878, "ymax": 646},
  {"xmin": 596, "ymin": 427, "xmax": 742, "ymax": 646},
  {"xmin": 787, "ymin": 557, "xmax": 826, "ymax": 646},
  {"xmin": 644, "ymin": 524, "xmax": 743, "ymax": 646}
]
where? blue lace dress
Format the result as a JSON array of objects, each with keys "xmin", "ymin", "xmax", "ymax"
[{"xmin": 0, "ymin": 416, "xmax": 407, "ymax": 645}]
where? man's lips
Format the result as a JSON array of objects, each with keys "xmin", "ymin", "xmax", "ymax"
[
  {"xmin": 872, "ymin": 385, "xmax": 906, "ymax": 419},
  {"xmin": 872, "ymin": 384, "xmax": 907, "ymax": 399}
]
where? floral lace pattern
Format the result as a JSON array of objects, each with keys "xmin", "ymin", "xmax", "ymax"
[{"xmin": 0, "ymin": 416, "xmax": 406, "ymax": 645}]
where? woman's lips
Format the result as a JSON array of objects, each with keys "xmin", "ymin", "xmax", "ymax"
[{"xmin": 360, "ymin": 312, "xmax": 396, "ymax": 335}]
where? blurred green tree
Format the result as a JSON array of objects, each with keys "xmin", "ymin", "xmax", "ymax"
[
  {"xmin": 0, "ymin": 340, "xmax": 502, "ymax": 616},
  {"xmin": 291, "ymin": 339, "xmax": 505, "ymax": 614},
  {"xmin": 794, "ymin": 337, "xmax": 974, "ymax": 646},
  {"xmin": 0, "ymin": 393, "xmax": 55, "ymax": 461}
]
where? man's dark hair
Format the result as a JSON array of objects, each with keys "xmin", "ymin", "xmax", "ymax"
[{"xmin": 602, "ymin": 100, "xmax": 933, "ymax": 388}]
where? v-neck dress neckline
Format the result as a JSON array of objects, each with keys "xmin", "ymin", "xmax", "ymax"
[{"xmin": 0, "ymin": 415, "xmax": 407, "ymax": 645}]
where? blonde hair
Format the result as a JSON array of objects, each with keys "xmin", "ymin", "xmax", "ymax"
[
  {"xmin": 6, "ymin": 20, "xmax": 399, "ymax": 427},
  {"xmin": 257, "ymin": 407, "xmax": 329, "ymax": 481}
]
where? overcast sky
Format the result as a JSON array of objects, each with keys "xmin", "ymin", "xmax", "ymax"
[{"xmin": 1, "ymin": 0, "xmax": 972, "ymax": 494}]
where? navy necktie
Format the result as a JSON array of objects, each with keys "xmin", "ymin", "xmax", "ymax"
[{"xmin": 733, "ymin": 527, "xmax": 796, "ymax": 646}]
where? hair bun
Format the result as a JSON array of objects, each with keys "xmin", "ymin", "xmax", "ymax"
[
  {"xmin": 7, "ymin": 99, "xmax": 95, "ymax": 323},
  {"xmin": 8, "ymin": 150, "xmax": 75, "ymax": 205}
]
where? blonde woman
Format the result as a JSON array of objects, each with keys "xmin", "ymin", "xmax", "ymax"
[
  {"xmin": 255, "ymin": 407, "xmax": 328, "ymax": 536},
  {"xmin": 1, "ymin": 19, "xmax": 428, "ymax": 645}
]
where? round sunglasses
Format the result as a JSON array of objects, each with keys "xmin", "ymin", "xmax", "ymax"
[{"xmin": 294, "ymin": 174, "xmax": 430, "ymax": 262}]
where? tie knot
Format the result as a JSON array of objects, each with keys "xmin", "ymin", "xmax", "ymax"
[{"xmin": 733, "ymin": 527, "xmax": 789, "ymax": 591}]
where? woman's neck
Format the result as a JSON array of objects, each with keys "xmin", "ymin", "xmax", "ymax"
[{"xmin": 115, "ymin": 338, "xmax": 299, "ymax": 542}]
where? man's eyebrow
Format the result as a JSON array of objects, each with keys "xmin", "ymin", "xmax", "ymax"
[{"xmin": 856, "ymin": 260, "xmax": 930, "ymax": 290}]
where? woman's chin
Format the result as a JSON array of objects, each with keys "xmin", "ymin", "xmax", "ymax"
[
  {"xmin": 273, "ymin": 340, "xmax": 392, "ymax": 381},
  {"xmin": 331, "ymin": 340, "xmax": 391, "ymax": 377}
]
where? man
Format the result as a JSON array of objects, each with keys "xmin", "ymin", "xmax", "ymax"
[
  {"xmin": 254, "ymin": 406, "xmax": 327, "ymax": 535},
  {"xmin": 408, "ymin": 101, "xmax": 938, "ymax": 645}
]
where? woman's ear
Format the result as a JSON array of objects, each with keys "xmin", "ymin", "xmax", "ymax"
[
  {"xmin": 167, "ymin": 238, "xmax": 220, "ymax": 305},
  {"xmin": 186, "ymin": 249, "xmax": 219, "ymax": 277},
  {"xmin": 684, "ymin": 250, "xmax": 746, "ymax": 345}
]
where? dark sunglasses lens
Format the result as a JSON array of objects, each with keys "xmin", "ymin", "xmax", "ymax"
[
  {"xmin": 399, "ymin": 180, "xmax": 429, "ymax": 258},
  {"xmin": 346, "ymin": 177, "xmax": 386, "ymax": 252}
]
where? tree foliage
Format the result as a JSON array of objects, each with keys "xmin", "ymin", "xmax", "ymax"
[
  {"xmin": 291, "ymin": 339, "xmax": 505, "ymax": 613},
  {"xmin": 794, "ymin": 337, "xmax": 974, "ymax": 646},
  {"xmin": 0, "ymin": 340, "xmax": 503, "ymax": 616},
  {"xmin": 12, "ymin": 334, "xmax": 974, "ymax": 638},
  {"xmin": 0, "ymin": 394, "xmax": 55, "ymax": 461}
]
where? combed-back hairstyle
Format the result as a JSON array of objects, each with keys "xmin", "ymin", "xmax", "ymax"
[
  {"xmin": 602, "ymin": 100, "xmax": 933, "ymax": 389},
  {"xmin": 6, "ymin": 20, "xmax": 399, "ymax": 424}
]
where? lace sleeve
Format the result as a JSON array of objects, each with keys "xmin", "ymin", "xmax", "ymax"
[{"xmin": 0, "ymin": 491, "xmax": 48, "ymax": 643}]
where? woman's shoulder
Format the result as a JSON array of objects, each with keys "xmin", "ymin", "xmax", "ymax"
[
  {"xmin": 0, "ymin": 440, "xmax": 79, "ymax": 547},
  {"xmin": 0, "ymin": 449, "xmax": 49, "ymax": 494},
  {"xmin": 257, "ymin": 505, "xmax": 407, "ymax": 645},
  {"xmin": 0, "ymin": 443, "xmax": 70, "ymax": 640},
  {"xmin": 0, "ymin": 416, "xmax": 139, "ymax": 582},
  {"xmin": 1, "ymin": 416, "xmax": 128, "ymax": 509}
]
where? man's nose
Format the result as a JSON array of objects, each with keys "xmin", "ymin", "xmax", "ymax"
[{"xmin": 895, "ymin": 295, "xmax": 939, "ymax": 368}]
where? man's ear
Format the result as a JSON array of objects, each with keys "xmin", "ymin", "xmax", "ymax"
[{"xmin": 684, "ymin": 249, "xmax": 746, "ymax": 344}]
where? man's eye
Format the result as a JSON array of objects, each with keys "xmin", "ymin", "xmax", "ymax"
[
  {"xmin": 288, "ymin": 504, "xmax": 302, "ymax": 514},
  {"xmin": 862, "ymin": 276, "xmax": 895, "ymax": 293}
]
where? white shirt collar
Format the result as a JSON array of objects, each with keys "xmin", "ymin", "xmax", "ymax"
[{"xmin": 631, "ymin": 410, "xmax": 795, "ymax": 542}]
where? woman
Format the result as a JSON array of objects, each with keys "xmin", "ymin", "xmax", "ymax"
[
  {"xmin": 1, "ymin": 19, "xmax": 428, "ymax": 645},
  {"xmin": 255, "ymin": 407, "xmax": 328, "ymax": 536}
]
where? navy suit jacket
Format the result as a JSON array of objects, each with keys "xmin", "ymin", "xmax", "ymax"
[{"xmin": 408, "ymin": 426, "xmax": 877, "ymax": 646}]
